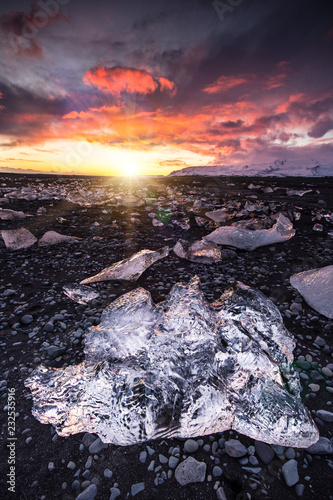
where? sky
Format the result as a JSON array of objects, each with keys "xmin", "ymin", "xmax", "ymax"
[{"xmin": 0, "ymin": 0, "xmax": 333, "ymax": 176}]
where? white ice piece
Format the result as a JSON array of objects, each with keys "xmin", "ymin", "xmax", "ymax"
[
  {"xmin": 0, "ymin": 208, "xmax": 26, "ymax": 220},
  {"xmin": 38, "ymin": 231, "xmax": 81, "ymax": 246},
  {"xmin": 80, "ymin": 247, "xmax": 169, "ymax": 284},
  {"xmin": 204, "ymin": 214, "xmax": 295, "ymax": 251},
  {"xmin": 25, "ymin": 276, "xmax": 318, "ymax": 448},
  {"xmin": 290, "ymin": 265, "xmax": 333, "ymax": 319},
  {"xmin": 1, "ymin": 228, "xmax": 37, "ymax": 250},
  {"xmin": 63, "ymin": 284, "xmax": 100, "ymax": 305},
  {"xmin": 173, "ymin": 239, "xmax": 221, "ymax": 264}
]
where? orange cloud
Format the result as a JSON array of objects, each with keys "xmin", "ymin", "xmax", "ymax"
[
  {"xmin": 83, "ymin": 66, "xmax": 176, "ymax": 97},
  {"xmin": 203, "ymin": 75, "xmax": 251, "ymax": 94}
]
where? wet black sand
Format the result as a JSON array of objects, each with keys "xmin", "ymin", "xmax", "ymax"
[{"xmin": 0, "ymin": 174, "xmax": 332, "ymax": 500}]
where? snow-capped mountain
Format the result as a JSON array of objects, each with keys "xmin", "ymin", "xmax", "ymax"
[{"xmin": 169, "ymin": 159, "xmax": 333, "ymax": 177}]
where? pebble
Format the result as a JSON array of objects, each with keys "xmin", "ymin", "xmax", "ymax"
[
  {"xmin": 184, "ymin": 439, "xmax": 199, "ymax": 453},
  {"xmin": 44, "ymin": 322, "xmax": 54, "ymax": 332},
  {"xmin": 295, "ymin": 483, "xmax": 305, "ymax": 496},
  {"xmin": 75, "ymin": 484, "xmax": 98, "ymax": 500},
  {"xmin": 88, "ymin": 437, "xmax": 108, "ymax": 454},
  {"xmin": 282, "ymin": 459, "xmax": 299, "ymax": 487},
  {"xmin": 212, "ymin": 466, "xmax": 222, "ymax": 477},
  {"xmin": 21, "ymin": 315, "xmax": 33, "ymax": 325},
  {"xmin": 175, "ymin": 457, "xmax": 207, "ymax": 485},
  {"xmin": 139, "ymin": 451, "xmax": 147, "ymax": 463},
  {"xmin": 109, "ymin": 487, "xmax": 120, "ymax": 500},
  {"xmin": 306, "ymin": 437, "xmax": 333, "ymax": 454},
  {"xmin": 216, "ymin": 486, "xmax": 227, "ymax": 500},
  {"xmin": 131, "ymin": 482, "xmax": 145, "ymax": 496},
  {"xmin": 67, "ymin": 461, "xmax": 75, "ymax": 470},
  {"xmin": 159, "ymin": 454, "xmax": 168, "ymax": 464},
  {"xmin": 104, "ymin": 469, "xmax": 113, "ymax": 478},
  {"xmin": 316, "ymin": 410, "xmax": 333, "ymax": 422},
  {"xmin": 308, "ymin": 383, "xmax": 320, "ymax": 392},
  {"xmin": 224, "ymin": 439, "xmax": 247, "ymax": 458},
  {"xmin": 285, "ymin": 448, "xmax": 296, "ymax": 460},
  {"xmin": 168, "ymin": 456, "xmax": 179, "ymax": 469},
  {"xmin": 255, "ymin": 441, "xmax": 274, "ymax": 464}
]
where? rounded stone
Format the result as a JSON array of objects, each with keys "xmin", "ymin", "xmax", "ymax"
[
  {"xmin": 175, "ymin": 457, "xmax": 207, "ymax": 485},
  {"xmin": 224, "ymin": 439, "xmax": 247, "ymax": 458},
  {"xmin": 21, "ymin": 315, "xmax": 33, "ymax": 325},
  {"xmin": 184, "ymin": 439, "xmax": 199, "ymax": 453},
  {"xmin": 282, "ymin": 459, "xmax": 299, "ymax": 487}
]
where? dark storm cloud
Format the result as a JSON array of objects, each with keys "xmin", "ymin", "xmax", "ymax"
[
  {"xmin": 308, "ymin": 118, "xmax": 333, "ymax": 139},
  {"xmin": 0, "ymin": 1, "xmax": 69, "ymax": 57}
]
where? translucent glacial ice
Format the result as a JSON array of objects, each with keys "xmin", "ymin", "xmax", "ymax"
[
  {"xmin": 80, "ymin": 247, "xmax": 169, "ymax": 284},
  {"xmin": 290, "ymin": 265, "xmax": 333, "ymax": 319},
  {"xmin": 25, "ymin": 276, "xmax": 318, "ymax": 447},
  {"xmin": 1, "ymin": 228, "xmax": 37, "ymax": 250},
  {"xmin": 0, "ymin": 208, "xmax": 26, "ymax": 220},
  {"xmin": 173, "ymin": 239, "xmax": 221, "ymax": 264},
  {"xmin": 204, "ymin": 213, "xmax": 295, "ymax": 251},
  {"xmin": 38, "ymin": 231, "xmax": 81, "ymax": 246},
  {"xmin": 63, "ymin": 284, "xmax": 100, "ymax": 305}
]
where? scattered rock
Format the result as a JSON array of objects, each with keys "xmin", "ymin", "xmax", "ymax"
[{"xmin": 175, "ymin": 457, "xmax": 207, "ymax": 486}]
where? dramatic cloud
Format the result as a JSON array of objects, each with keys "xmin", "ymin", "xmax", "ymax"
[
  {"xmin": 0, "ymin": 2, "xmax": 69, "ymax": 57},
  {"xmin": 0, "ymin": 0, "xmax": 332, "ymax": 174},
  {"xmin": 83, "ymin": 66, "xmax": 176, "ymax": 97}
]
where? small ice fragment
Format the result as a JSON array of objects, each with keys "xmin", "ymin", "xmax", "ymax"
[
  {"xmin": 1, "ymin": 228, "xmax": 37, "ymax": 250},
  {"xmin": 0, "ymin": 208, "xmax": 26, "ymax": 220},
  {"xmin": 204, "ymin": 213, "xmax": 295, "ymax": 251},
  {"xmin": 205, "ymin": 209, "xmax": 231, "ymax": 223},
  {"xmin": 290, "ymin": 265, "xmax": 333, "ymax": 319},
  {"xmin": 173, "ymin": 239, "xmax": 221, "ymax": 264},
  {"xmin": 80, "ymin": 247, "xmax": 169, "ymax": 284},
  {"xmin": 38, "ymin": 231, "xmax": 81, "ymax": 246},
  {"xmin": 286, "ymin": 189, "xmax": 312, "ymax": 196},
  {"xmin": 63, "ymin": 284, "xmax": 100, "ymax": 305}
]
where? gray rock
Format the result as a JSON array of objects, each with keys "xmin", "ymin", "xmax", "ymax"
[
  {"xmin": 295, "ymin": 484, "xmax": 305, "ymax": 496},
  {"xmin": 168, "ymin": 456, "xmax": 179, "ymax": 469},
  {"xmin": 104, "ymin": 468, "xmax": 112, "ymax": 478},
  {"xmin": 212, "ymin": 466, "xmax": 222, "ymax": 477},
  {"xmin": 67, "ymin": 461, "xmax": 75, "ymax": 469},
  {"xmin": 131, "ymin": 482, "xmax": 145, "ymax": 496},
  {"xmin": 285, "ymin": 448, "xmax": 296, "ymax": 459},
  {"xmin": 316, "ymin": 410, "xmax": 333, "ymax": 422},
  {"xmin": 88, "ymin": 437, "xmax": 107, "ymax": 454},
  {"xmin": 175, "ymin": 457, "xmax": 207, "ymax": 485},
  {"xmin": 82, "ymin": 433, "xmax": 96, "ymax": 448},
  {"xmin": 109, "ymin": 488, "xmax": 120, "ymax": 500},
  {"xmin": 159, "ymin": 454, "xmax": 168, "ymax": 464},
  {"xmin": 306, "ymin": 437, "xmax": 333, "ymax": 454},
  {"xmin": 255, "ymin": 441, "xmax": 275, "ymax": 464},
  {"xmin": 75, "ymin": 484, "xmax": 98, "ymax": 500},
  {"xmin": 184, "ymin": 439, "xmax": 199, "ymax": 453},
  {"xmin": 282, "ymin": 459, "xmax": 299, "ymax": 487},
  {"xmin": 216, "ymin": 486, "xmax": 227, "ymax": 500},
  {"xmin": 224, "ymin": 439, "xmax": 247, "ymax": 458},
  {"xmin": 46, "ymin": 346, "xmax": 66, "ymax": 359},
  {"xmin": 44, "ymin": 322, "xmax": 54, "ymax": 333},
  {"xmin": 21, "ymin": 315, "xmax": 33, "ymax": 325},
  {"xmin": 139, "ymin": 451, "xmax": 147, "ymax": 463}
]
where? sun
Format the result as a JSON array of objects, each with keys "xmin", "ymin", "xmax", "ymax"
[{"xmin": 123, "ymin": 159, "xmax": 138, "ymax": 176}]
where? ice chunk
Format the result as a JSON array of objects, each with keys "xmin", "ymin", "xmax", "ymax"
[
  {"xmin": 290, "ymin": 265, "xmax": 333, "ymax": 319},
  {"xmin": 286, "ymin": 189, "xmax": 312, "ymax": 196},
  {"xmin": 0, "ymin": 208, "xmax": 26, "ymax": 220},
  {"xmin": 205, "ymin": 209, "xmax": 231, "ymax": 223},
  {"xmin": 1, "ymin": 228, "xmax": 37, "ymax": 250},
  {"xmin": 38, "ymin": 231, "xmax": 81, "ymax": 246},
  {"xmin": 63, "ymin": 284, "xmax": 100, "ymax": 305},
  {"xmin": 80, "ymin": 247, "xmax": 169, "ymax": 284},
  {"xmin": 204, "ymin": 214, "xmax": 295, "ymax": 251},
  {"xmin": 173, "ymin": 239, "xmax": 221, "ymax": 264},
  {"xmin": 25, "ymin": 276, "xmax": 318, "ymax": 447}
]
